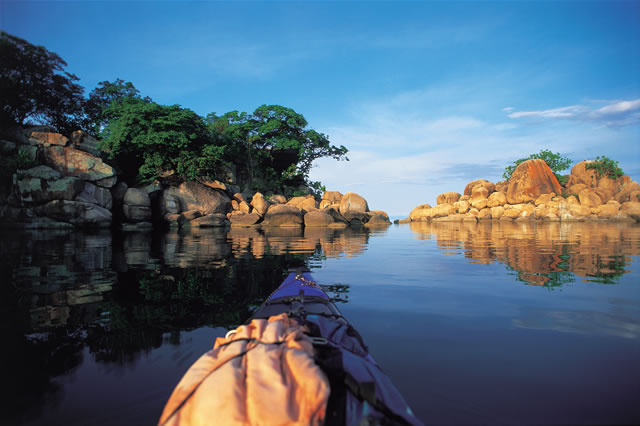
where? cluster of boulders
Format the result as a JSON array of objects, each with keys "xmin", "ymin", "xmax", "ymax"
[
  {"xmin": 401, "ymin": 159, "xmax": 640, "ymax": 223},
  {"xmin": 1, "ymin": 129, "xmax": 116, "ymax": 228},
  {"xmin": 154, "ymin": 184, "xmax": 390, "ymax": 229},
  {"xmin": 1, "ymin": 129, "xmax": 390, "ymax": 229}
]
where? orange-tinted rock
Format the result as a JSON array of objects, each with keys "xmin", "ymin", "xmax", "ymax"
[
  {"xmin": 598, "ymin": 203, "xmax": 620, "ymax": 218},
  {"xmin": 30, "ymin": 131, "xmax": 68, "ymax": 146},
  {"xmin": 239, "ymin": 200, "xmax": 251, "ymax": 214},
  {"xmin": 269, "ymin": 194, "xmax": 287, "ymax": 204},
  {"xmin": 464, "ymin": 179, "xmax": 495, "ymax": 197},
  {"xmin": 491, "ymin": 206, "xmax": 505, "ymax": 218},
  {"xmin": 615, "ymin": 181, "xmax": 640, "ymax": 203},
  {"xmin": 621, "ymin": 201, "xmax": 640, "ymax": 215},
  {"xmin": 535, "ymin": 193, "xmax": 555, "ymax": 206},
  {"xmin": 409, "ymin": 204, "xmax": 432, "ymax": 221},
  {"xmin": 43, "ymin": 146, "xmax": 116, "ymax": 187},
  {"xmin": 477, "ymin": 209, "xmax": 492, "ymax": 220},
  {"xmin": 319, "ymin": 200, "xmax": 331, "ymax": 209},
  {"xmin": 321, "ymin": 191, "xmax": 343, "ymax": 204},
  {"xmin": 250, "ymin": 192, "xmax": 269, "ymax": 216},
  {"xmin": 200, "ymin": 179, "xmax": 227, "ymax": 192},
  {"xmin": 364, "ymin": 213, "xmax": 391, "ymax": 227},
  {"xmin": 229, "ymin": 211, "xmax": 262, "ymax": 226},
  {"xmin": 339, "ymin": 192, "xmax": 369, "ymax": 216},
  {"xmin": 263, "ymin": 204, "xmax": 303, "ymax": 227},
  {"xmin": 487, "ymin": 192, "xmax": 507, "ymax": 207},
  {"xmin": 436, "ymin": 192, "xmax": 461, "ymax": 205},
  {"xmin": 506, "ymin": 159, "xmax": 562, "ymax": 204},
  {"xmin": 578, "ymin": 189, "xmax": 602, "ymax": 208},
  {"xmin": 453, "ymin": 200, "xmax": 470, "ymax": 214},
  {"xmin": 165, "ymin": 182, "xmax": 231, "ymax": 215},
  {"xmin": 570, "ymin": 160, "xmax": 629, "ymax": 197}
]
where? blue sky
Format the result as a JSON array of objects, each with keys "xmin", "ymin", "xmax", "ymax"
[{"xmin": 2, "ymin": 1, "xmax": 639, "ymax": 215}]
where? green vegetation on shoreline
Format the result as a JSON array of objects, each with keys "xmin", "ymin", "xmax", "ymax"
[{"xmin": 0, "ymin": 31, "xmax": 348, "ymax": 196}]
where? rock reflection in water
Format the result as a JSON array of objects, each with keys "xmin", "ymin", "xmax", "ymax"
[{"xmin": 409, "ymin": 221, "xmax": 640, "ymax": 286}]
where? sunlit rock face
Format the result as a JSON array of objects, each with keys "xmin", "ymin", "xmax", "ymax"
[
  {"xmin": 339, "ymin": 192, "xmax": 369, "ymax": 216},
  {"xmin": 436, "ymin": 192, "xmax": 461, "ymax": 205},
  {"xmin": 263, "ymin": 204, "xmax": 304, "ymax": 227},
  {"xmin": 164, "ymin": 182, "xmax": 232, "ymax": 216},
  {"xmin": 506, "ymin": 159, "xmax": 562, "ymax": 204}
]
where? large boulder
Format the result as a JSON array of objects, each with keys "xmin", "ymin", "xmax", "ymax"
[
  {"xmin": 250, "ymin": 192, "xmax": 270, "ymax": 216},
  {"xmin": 436, "ymin": 192, "xmax": 461, "ymax": 205},
  {"xmin": 13, "ymin": 166, "xmax": 83, "ymax": 205},
  {"xmin": 43, "ymin": 145, "xmax": 116, "ymax": 187},
  {"xmin": 304, "ymin": 210, "xmax": 338, "ymax": 227},
  {"xmin": 339, "ymin": 192, "xmax": 369, "ymax": 216},
  {"xmin": 464, "ymin": 179, "xmax": 495, "ymax": 197},
  {"xmin": 74, "ymin": 182, "xmax": 112, "ymax": 209},
  {"xmin": 123, "ymin": 188, "xmax": 151, "ymax": 223},
  {"xmin": 364, "ymin": 213, "xmax": 392, "ymax": 227},
  {"xmin": 287, "ymin": 195, "xmax": 317, "ymax": 213},
  {"xmin": 30, "ymin": 131, "xmax": 68, "ymax": 146},
  {"xmin": 578, "ymin": 189, "xmax": 602, "ymax": 208},
  {"xmin": 506, "ymin": 159, "xmax": 562, "ymax": 204},
  {"xmin": 165, "ymin": 182, "xmax": 231, "ymax": 215},
  {"xmin": 487, "ymin": 191, "xmax": 507, "ymax": 207},
  {"xmin": 229, "ymin": 212, "xmax": 262, "ymax": 226},
  {"xmin": 409, "ymin": 204, "xmax": 432, "ymax": 221},
  {"xmin": 190, "ymin": 213, "xmax": 229, "ymax": 228},
  {"xmin": 262, "ymin": 204, "xmax": 303, "ymax": 227},
  {"xmin": 34, "ymin": 200, "xmax": 111, "ymax": 227},
  {"xmin": 322, "ymin": 191, "xmax": 343, "ymax": 204},
  {"xmin": 615, "ymin": 181, "xmax": 640, "ymax": 203}
]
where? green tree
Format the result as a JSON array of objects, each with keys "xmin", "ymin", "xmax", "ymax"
[
  {"xmin": 84, "ymin": 79, "xmax": 150, "ymax": 135},
  {"xmin": 0, "ymin": 31, "xmax": 84, "ymax": 133},
  {"xmin": 585, "ymin": 155, "xmax": 624, "ymax": 179},
  {"xmin": 99, "ymin": 98, "xmax": 226, "ymax": 183},
  {"xmin": 210, "ymin": 105, "xmax": 348, "ymax": 191},
  {"xmin": 503, "ymin": 149, "xmax": 572, "ymax": 185}
]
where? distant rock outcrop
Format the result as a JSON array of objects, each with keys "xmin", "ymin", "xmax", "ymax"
[
  {"xmin": 400, "ymin": 158, "xmax": 640, "ymax": 224},
  {"xmin": 506, "ymin": 159, "xmax": 562, "ymax": 204}
]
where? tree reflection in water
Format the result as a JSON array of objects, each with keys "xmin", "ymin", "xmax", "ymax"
[
  {"xmin": 2, "ymin": 226, "xmax": 367, "ymax": 423},
  {"xmin": 408, "ymin": 221, "xmax": 638, "ymax": 288}
]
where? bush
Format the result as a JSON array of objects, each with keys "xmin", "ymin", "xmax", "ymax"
[
  {"xmin": 585, "ymin": 155, "xmax": 624, "ymax": 179},
  {"xmin": 503, "ymin": 149, "xmax": 572, "ymax": 184}
]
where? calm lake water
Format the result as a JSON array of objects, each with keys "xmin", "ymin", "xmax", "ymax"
[{"xmin": 2, "ymin": 222, "xmax": 640, "ymax": 425}]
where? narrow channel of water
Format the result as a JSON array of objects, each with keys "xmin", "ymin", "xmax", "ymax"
[{"xmin": 2, "ymin": 222, "xmax": 639, "ymax": 424}]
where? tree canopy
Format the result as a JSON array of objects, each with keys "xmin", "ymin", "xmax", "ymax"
[
  {"xmin": 0, "ymin": 30, "xmax": 84, "ymax": 133},
  {"xmin": 503, "ymin": 149, "xmax": 572, "ymax": 185},
  {"xmin": 210, "ymin": 105, "xmax": 348, "ymax": 191},
  {"xmin": 99, "ymin": 98, "xmax": 226, "ymax": 183},
  {"xmin": 84, "ymin": 79, "xmax": 150, "ymax": 135},
  {"xmin": 1, "ymin": 31, "xmax": 348, "ymax": 193}
]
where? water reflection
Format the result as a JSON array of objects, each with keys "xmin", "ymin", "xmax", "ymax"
[
  {"xmin": 1, "ymin": 226, "xmax": 385, "ymax": 424},
  {"xmin": 409, "ymin": 221, "xmax": 640, "ymax": 287}
]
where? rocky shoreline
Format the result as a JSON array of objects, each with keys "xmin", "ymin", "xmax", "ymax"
[
  {"xmin": 1, "ymin": 129, "xmax": 390, "ymax": 230},
  {"xmin": 399, "ymin": 159, "xmax": 640, "ymax": 224}
]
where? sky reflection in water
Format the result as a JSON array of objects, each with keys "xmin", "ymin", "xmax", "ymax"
[{"xmin": 2, "ymin": 222, "xmax": 639, "ymax": 425}]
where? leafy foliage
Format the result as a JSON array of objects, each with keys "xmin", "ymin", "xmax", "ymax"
[
  {"xmin": 210, "ymin": 105, "xmax": 348, "ymax": 191},
  {"xmin": 84, "ymin": 79, "xmax": 150, "ymax": 135},
  {"xmin": 99, "ymin": 98, "xmax": 226, "ymax": 183},
  {"xmin": 503, "ymin": 149, "xmax": 572, "ymax": 184},
  {"xmin": 0, "ymin": 31, "xmax": 84, "ymax": 134},
  {"xmin": 585, "ymin": 155, "xmax": 624, "ymax": 179}
]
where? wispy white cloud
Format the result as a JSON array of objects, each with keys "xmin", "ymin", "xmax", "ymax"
[
  {"xmin": 312, "ymin": 89, "xmax": 640, "ymax": 216},
  {"xmin": 507, "ymin": 99, "xmax": 640, "ymax": 127}
]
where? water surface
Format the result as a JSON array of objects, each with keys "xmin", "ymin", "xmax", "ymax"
[{"xmin": 2, "ymin": 222, "xmax": 639, "ymax": 424}]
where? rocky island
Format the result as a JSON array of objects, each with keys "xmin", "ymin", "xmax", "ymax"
[{"xmin": 401, "ymin": 158, "xmax": 640, "ymax": 224}]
